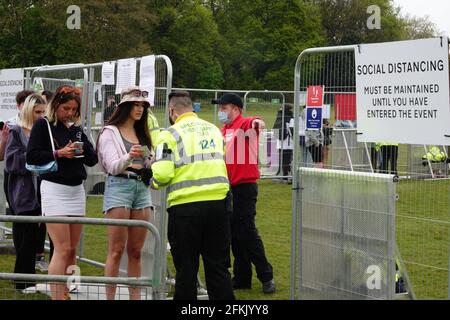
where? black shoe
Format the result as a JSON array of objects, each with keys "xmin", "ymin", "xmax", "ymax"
[
  {"xmin": 232, "ymin": 279, "xmax": 251, "ymax": 290},
  {"xmin": 262, "ymin": 279, "xmax": 276, "ymax": 294}
]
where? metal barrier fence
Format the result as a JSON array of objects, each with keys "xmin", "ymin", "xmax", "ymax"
[
  {"xmin": 0, "ymin": 215, "xmax": 162, "ymax": 300},
  {"xmin": 0, "ymin": 55, "xmax": 173, "ymax": 300},
  {"xmin": 294, "ymin": 168, "xmax": 396, "ymax": 300},
  {"xmin": 291, "ymin": 45, "xmax": 450, "ymax": 300},
  {"xmin": 170, "ymin": 88, "xmax": 295, "ymax": 178}
]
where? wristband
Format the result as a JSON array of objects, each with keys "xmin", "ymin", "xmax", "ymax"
[{"xmin": 53, "ymin": 150, "xmax": 59, "ymax": 159}]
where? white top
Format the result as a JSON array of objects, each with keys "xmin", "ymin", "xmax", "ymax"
[{"xmin": 276, "ymin": 120, "xmax": 294, "ymax": 150}]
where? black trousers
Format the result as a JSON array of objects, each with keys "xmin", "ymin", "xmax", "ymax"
[
  {"xmin": 279, "ymin": 149, "xmax": 293, "ymax": 177},
  {"xmin": 380, "ymin": 145, "xmax": 398, "ymax": 175},
  {"xmin": 3, "ymin": 170, "xmax": 13, "ymax": 215},
  {"xmin": 370, "ymin": 146, "xmax": 378, "ymax": 172},
  {"xmin": 12, "ymin": 211, "xmax": 40, "ymax": 290},
  {"xmin": 35, "ymin": 223, "xmax": 54, "ymax": 261},
  {"xmin": 231, "ymin": 183, "xmax": 273, "ymax": 286},
  {"xmin": 168, "ymin": 199, "xmax": 235, "ymax": 300}
]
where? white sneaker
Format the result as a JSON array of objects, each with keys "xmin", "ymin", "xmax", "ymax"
[
  {"xmin": 69, "ymin": 283, "xmax": 80, "ymax": 293},
  {"xmin": 22, "ymin": 286, "xmax": 37, "ymax": 294}
]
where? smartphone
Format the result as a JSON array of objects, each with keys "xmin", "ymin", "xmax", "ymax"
[
  {"xmin": 73, "ymin": 141, "xmax": 84, "ymax": 149},
  {"xmin": 141, "ymin": 146, "xmax": 151, "ymax": 158},
  {"xmin": 73, "ymin": 141, "xmax": 84, "ymax": 155}
]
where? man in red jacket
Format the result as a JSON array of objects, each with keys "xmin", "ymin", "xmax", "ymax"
[{"xmin": 212, "ymin": 93, "xmax": 275, "ymax": 294}]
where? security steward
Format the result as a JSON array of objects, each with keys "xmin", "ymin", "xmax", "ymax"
[
  {"xmin": 151, "ymin": 91, "xmax": 235, "ymax": 300},
  {"xmin": 147, "ymin": 104, "xmax": 160, "ymax": 149}
]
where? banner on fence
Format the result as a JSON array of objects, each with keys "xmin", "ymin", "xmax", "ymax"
[
  {"xmin": 355, "ymin": 37, "xmax": 450, "ymax": 145},
  {"xmin": 0, "ymin": 68, "xmax": 23, "ymax": 121}
]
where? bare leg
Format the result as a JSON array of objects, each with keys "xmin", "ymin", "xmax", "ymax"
[
  {"xmin": 104, "ymin": 207, "xmax": 130, "ymax": 300},
  {"xmin": 66, "ymin": 224, "xmax": 83, "ymax": 293},
  {"xmin": 127, "ymin": 208, "xmax": 152, "ymax": 300},
  {"xmin": 46, "ymin": 223, "xmax": 73, "ymax": 300}
]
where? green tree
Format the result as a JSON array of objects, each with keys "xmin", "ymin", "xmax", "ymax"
[
  {"xmin": 212, "ymin": 0, "xmax": 325, "ymax": 90},
  {"xmin": 313, "ymin": 0, "xmax": 407, "ymax": 45},
  {"xmin": 150, "ymin": 1, "xmax": 224, "ymax": 88},
  {"xmin": 401, "ymin": 14, "xmax": 440, "ymax": 39},
  {"xmin": 0, "ymin": 0, "xmax": 156, "ymax": 68}
]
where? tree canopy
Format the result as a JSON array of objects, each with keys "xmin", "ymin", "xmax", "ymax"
[{"xmin": 0, "ymin": 0, "xmax": 441, "ymax": 90}]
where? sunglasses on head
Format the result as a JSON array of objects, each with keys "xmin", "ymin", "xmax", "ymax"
[
  {"xmin": 128, "ymin": 89, "xmax": 149, "ymax": 98},
  {"xmin": 59, "ymin": 86, "xmax": 81, "ymax": 96}
]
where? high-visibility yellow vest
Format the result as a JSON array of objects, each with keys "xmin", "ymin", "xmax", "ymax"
[
  {"xmin": 375, "ymin": 142, "xmax": 399, "ymax": 152},
  {"xmin": 151, "ymin": 112, "xmax": 229, "ymax": 208},
  {"xmin": 147, "ymin": 111, "xmax": 160, "ymax": 149},
  {"xmin": 423, "ymin": 146, "xmax": 446, "ymax": 162}
]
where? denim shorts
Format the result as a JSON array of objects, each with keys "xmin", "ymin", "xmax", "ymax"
[{"xmin": 103, "ymin": 175, "xmax": 152, "ymax": 213}]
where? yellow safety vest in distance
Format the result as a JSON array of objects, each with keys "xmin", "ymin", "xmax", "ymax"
[
  {"xmin": 151, "ymin": 112, "xmax": 230, "ymax": 208},
  {"xmin": 147, "ymin": 111, "xmax": 160, "ymax": 149}
]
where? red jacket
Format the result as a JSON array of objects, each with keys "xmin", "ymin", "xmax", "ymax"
[{"xmin": 221, "ymin": 114, "xmax": 260, "ymax": 187}]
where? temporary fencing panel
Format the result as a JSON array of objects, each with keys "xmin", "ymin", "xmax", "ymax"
[
  {"xmin": 295, "ymin": 168, "xmax": 396, "ymax": 300},
  {"xmin": 291, "ymin": 44, "xmax": 450, "ymax": 300}
]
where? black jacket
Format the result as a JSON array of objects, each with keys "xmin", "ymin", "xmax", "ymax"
[
  {"xmin": 26, "ymin": 118, "xmax": 98, "ymax": 186},
  {"xmin": 273, "ymin": 109, "xmax": 293, "ymax": 140}
]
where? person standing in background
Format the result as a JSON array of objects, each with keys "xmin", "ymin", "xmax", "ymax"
[
  {"xmin": 5, "ymin": 94, "xmax": 46, "ymax": 290},
  {"xmin": 273, "ymin": 104, "xmax": 294, "ymax": 180},
  {"xmin": 213, "ymin": 93, "xmax": 276, "ymax": 294},
  {"xmin": 104, "ymin": 95, "xmax": 118, "ymax": 125}
]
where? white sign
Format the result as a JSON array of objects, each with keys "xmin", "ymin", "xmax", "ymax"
[
  {"xmin": 115, "ymin": 58, "xmax": 136, "ymax": 94},
  {"xmin": 0, "ymin": 68, "xmax": 23, "ymax": 120},
  {"xmin": 139, "ymin": 55, "xmax": 156, "ymax": 106},
  {"xmin": 95, "ymin": 112, "xmax": 102, "ymax": 125},
  {"xmin": 356, "ymin": 37, "xmax": 450, "ymax": 145},
  {"xmin": 101, "ymin": 61, "xmax": 115, "ymax": 85},
  {"xmin": 323, "ymin": 104, "xmax": 331, "ymax": 119}
]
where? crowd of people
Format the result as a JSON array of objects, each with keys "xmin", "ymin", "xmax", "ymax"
[{"xmin": 0, "ymin": 86, "xmax": 279, "ymax": 301}]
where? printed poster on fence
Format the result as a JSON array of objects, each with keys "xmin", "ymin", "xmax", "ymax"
[
  {"xmin": 115, "ymin": 58, "xmax": 137, "ymax": 94},
  {"xmin": 139, "ymin": 55, "xmax": 155, "ymax": 106},
  {"xmin": 355, "ymin": 37, "xmax": 450, "ymax": 145},
  {"xmin": 0, "ymin": 68, "xmax": 23, "ymax": 121}
]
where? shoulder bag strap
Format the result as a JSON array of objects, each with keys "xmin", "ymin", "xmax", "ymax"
[{"xmin": 44, "ymin": 118, "xmax": 56, "ymax": 152}]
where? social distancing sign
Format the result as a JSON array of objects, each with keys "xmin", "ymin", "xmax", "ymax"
[
  {"xmin": 355, "ymin": 37, "xmax": 450, "ymax": 145},
  {"xmin": 0, "ymin": 68, "xmax": 23, "ymax": 120}
]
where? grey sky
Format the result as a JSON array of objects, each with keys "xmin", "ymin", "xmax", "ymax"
[{"xmin": 393, "ymin": 0, "xmax": 449, "ymax": 37}]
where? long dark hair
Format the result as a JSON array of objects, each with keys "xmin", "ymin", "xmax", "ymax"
[{"xmin": 107, "ymin": 101, "xmax": 152, "ymax": 148}]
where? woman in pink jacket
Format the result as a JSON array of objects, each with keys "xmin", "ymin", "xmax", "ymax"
[{"xmin": 97, "ymin": 86, "xmax": 153, "ymax": 300}]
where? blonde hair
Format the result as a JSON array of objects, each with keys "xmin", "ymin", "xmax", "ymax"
[
  {"xmin": 46, "ymin": 86, "xmax": 82, "ymax": 126},
  {"xmin": 19, "ymin": 94, "xmax": 46, "ymax": 130}
]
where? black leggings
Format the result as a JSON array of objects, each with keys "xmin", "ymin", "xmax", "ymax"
[{"xmin": 308, "ymin": 145, "xmax": 323, "ymax": 163}]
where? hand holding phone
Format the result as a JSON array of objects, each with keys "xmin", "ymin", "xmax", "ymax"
[
  {"xmin": 72, "ymin": 141, "xmax": 84, "ymax": 157},
  {"xmin": 73, "ymin": 141, "xmax": 84, "ymax": 153},
  {"xmin": 141, "ymin": 146, "xmax": 151, "ymax": 158}
]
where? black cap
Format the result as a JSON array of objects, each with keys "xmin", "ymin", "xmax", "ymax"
[{"xmin": 211, "ymin": 93, "xmax": 243, "ymax": 108}]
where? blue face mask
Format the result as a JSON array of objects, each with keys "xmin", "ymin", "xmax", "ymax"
[{"xmin": 218, "ymin": 111, "xmax": 230, "ymax": 124}]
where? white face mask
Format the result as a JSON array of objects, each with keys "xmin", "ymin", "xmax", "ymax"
[{"xmin": 218, "ymin": 110, "xmax": 231, "ymax": 124}]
